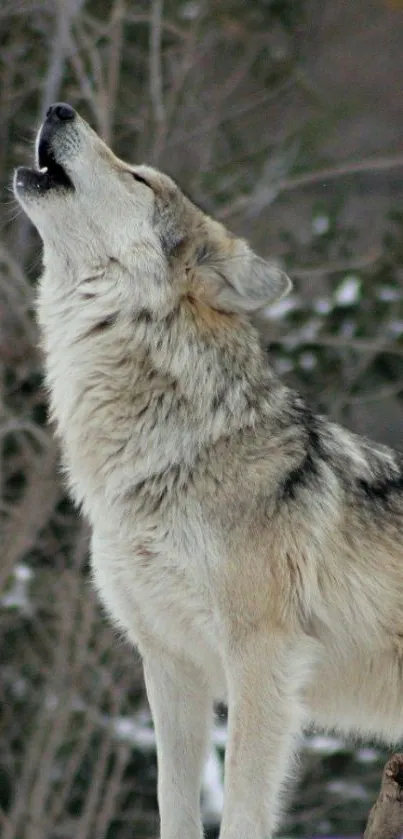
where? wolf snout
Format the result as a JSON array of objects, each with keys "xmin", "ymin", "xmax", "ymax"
[
  {"xmin": 31, "ymin": 102, "xmax": 77, "ymax": 192},
  {"xmin": 45, "ymin": 102, "xmax": 76, "ymax": 123},
  {"xmin": 38, "ymin": 103, "xmax": 77, "ymax": 167}
]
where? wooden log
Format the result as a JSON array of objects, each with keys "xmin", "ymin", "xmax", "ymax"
[{"xmin": 364, "ymin": 753, "xmax": 403, "ymax": 839}]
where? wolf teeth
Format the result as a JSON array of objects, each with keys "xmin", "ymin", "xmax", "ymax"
[{"xmin": 39, "ymin": 166, "xmax": 48, "ymax": 174}]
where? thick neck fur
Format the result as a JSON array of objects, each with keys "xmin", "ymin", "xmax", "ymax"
[{"xmin": 37, "ymin": 259, "xmax": 283, "ymax": 522}]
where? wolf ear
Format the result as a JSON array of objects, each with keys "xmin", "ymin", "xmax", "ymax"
[{"xmin": 198, "ymin": 238, "xmax": 291, "ymax": 314}]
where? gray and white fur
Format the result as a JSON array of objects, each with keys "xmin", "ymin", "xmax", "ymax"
[{"xmin": 14, "ymin": 104, "xmax": 403, "ymax": 839}]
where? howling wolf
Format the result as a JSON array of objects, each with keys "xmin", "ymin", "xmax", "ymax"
[{"xmin": 14, "ymin": 103, "xmax": 403, "ymax": 839}]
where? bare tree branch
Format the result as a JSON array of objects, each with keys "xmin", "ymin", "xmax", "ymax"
[
  {"xmin": 149, "ymin": 0, "xmax": 165, "ymax": 126},
  {"xmin": 273, "ymin": 335, "xmax": 403, "ymax": 357},
  {"xmin": 218, "ymin": 153, "xmax": 403, "ymax": 219},
  {"xmin": 0, "ymin": 441, "xmax": 61, "ymax": 592},
  {"xmin": 105, "ymin": 0, "xmax": 125, "ymax": 146},
  {"xmin": 40, "ymin": 0, "xmax": 85, "ymax": 117}
]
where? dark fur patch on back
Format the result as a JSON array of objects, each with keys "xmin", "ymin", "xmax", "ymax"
[
  {"xmin": 161, "ymin": 306, "xmax": 180, "ymax": 328},
  {"xmin": 133, "ymin": 308, "xmax": 153, "ymax": 325},
  {"xmin": 278, "ymin": 397, "xmax": 328, "ymax": 503},
  {"xmin": 83, "ymin": 313, "xmax": 118, "ymax": 339},
  {"xmin": 196, "ymin": 243, "xmax": 210, "ymax": 264},
  {"xmin": 356, "ymin": 451, "xmax": 403, "ymax": 509},
  {"xmin": 159, "ymin": 231, "xmax": 186, "ymax": 259}
]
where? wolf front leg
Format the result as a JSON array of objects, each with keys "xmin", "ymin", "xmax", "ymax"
[
  {"xmin": 143, "ymin": 649, "xmax": 213, "ymax": 839},
  {"xmin": 219, "ymin": 631, "xmax": 310, "ymax": 839}
]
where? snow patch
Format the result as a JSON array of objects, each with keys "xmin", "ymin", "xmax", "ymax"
[
  {"xmin": 305, "ymin": 735, "xmax": 346, "ymax": 754},
  {"xmin": 314, "ymin": 297, "xmax": 333, "ymax": 315},
  {"xmin": 264, "ymin": 295, "xmax": 300, "ymax": 320},
  {"xmin": 1, "ymin": 563, "xmax": 33, "ymax": 613},
  {"xmin": 202, "ymin": 748, "xmax": 224, "ymax": 824},
  {"xmin": 334, "ymin": 275, "xmax": 361, "ymax": 306},
  {"xmin": 298, "ymin": 351, "xmax": 317, "ymax": 371},
  {"xmin": 377, "ymin": 285, "xmax": 401, "ymax": 302},
  {"xmin": 312, "ymin": 214, "xmax": 329, "ymax": 236}
]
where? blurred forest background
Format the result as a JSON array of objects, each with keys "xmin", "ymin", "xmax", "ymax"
[{"xmin": 1, "ymin": 0, "xmax": 403, "ymax": 836}]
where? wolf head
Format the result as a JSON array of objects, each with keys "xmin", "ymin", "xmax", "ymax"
[{"xmin": 14, "ymin": 103, "xmax": 291, "ymax": 317}]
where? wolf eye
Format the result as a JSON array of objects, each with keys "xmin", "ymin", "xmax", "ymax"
[{"xmin": 131, "ymin": 172, "xmax": 151, "ymax": 188}]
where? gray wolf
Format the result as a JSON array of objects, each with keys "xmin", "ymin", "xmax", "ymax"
[{"xmin": 14, "ymin": 102, "xmax": 403, "ymax": 839}]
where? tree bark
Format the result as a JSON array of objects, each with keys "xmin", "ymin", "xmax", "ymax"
[{"xmin": 364, "ymin": 754, "xmax": 403, "ymax": 839}]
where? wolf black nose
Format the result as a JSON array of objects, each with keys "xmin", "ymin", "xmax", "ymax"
[{"xmin": 46, "ymin": 103, "xmax": 75, "ymax": 122}]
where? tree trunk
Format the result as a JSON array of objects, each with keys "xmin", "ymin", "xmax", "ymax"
[{"xmin": 364, "ymin": 754, "xmax": 403, "ymax": 839}]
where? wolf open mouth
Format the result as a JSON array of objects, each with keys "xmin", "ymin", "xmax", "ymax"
[
  {"xmin": 14, "ymin": 117, "xmax": 75, "ymax": 198},
  {"xmin": 35, "ymin": 132, "xmax": 73, "ymax": 190},
  {"xmin": 15, "ymin": 133, "xmax": 74, "ymax": 196}
]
